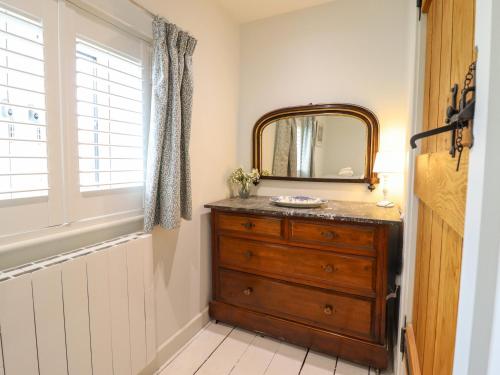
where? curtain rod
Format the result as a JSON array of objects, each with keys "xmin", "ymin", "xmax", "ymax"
[
  {"xmin": 65, "ymin": 0, "xmax": 153, "ymax": 44},
  {"xmin": 129, "ymin": 0, "xmax": 156, "ymax": 18}
]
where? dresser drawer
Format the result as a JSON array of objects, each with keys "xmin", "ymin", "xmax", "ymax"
[
  {"xmin": 216, "ymin": 213, "xmax": 283, "ymax": 238},
  {"xmin": 218, "ymin": 236, "xmax": 375, "ymax": 296},
  {"xmin": 289, "ymin": 220, "xmax": 376, "ymax": 252},
  {"xmin": 218, "ymin": 269, "xmax": 375, "ymax": 340}
]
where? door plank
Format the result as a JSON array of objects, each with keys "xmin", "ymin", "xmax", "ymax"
[
  {"xmin": 230, "ymin": 335, "xmax": 281, "ymax": 375},
  {"xmin": 421, "ymin": 3, "xmax": 434, "ymax": 153},
  {"xmin": 412, "ymin": 202, "xmax": 426, "ymax": 333},
  {"xmin": 414, "ymin": 150, "xmax": 468, "ymax": 236},
  {"xmin": 159, "ymin": 322, "xmax": 232, "ymax": 375},
  {"xmin": 415, "ymin": 204, "xmax": 433, "ymax": 366},
  {"xmin": 436, "ymin": 0, "xmax": 454, "ymax": 152},
  {"xmin": 432, "ymin": 224, "xmax": 463, "ymax": 375},
  {"xmin": 300, "ymin": 350, "xmax": 336, "ymax": 375},
  {"xmin": 264, "ymin": 342, "xmax": 307, "ymax": 375},
  {"xmin": 421, "ymin": 214, "xmax": 444, "ymax": 375},
  {"xmin": 31, "ymin": 266, "xmax": 68, "ymax": 375},
  {"xmin": 196, "ymin": 327, "xmax": 255, "ymax": 375},
  {"xmin": 0, "ymin": 275, "xmax": 39, "ymax": 375},
  {"xmin": 405, "ymin": 324, "xmax": 422, "ymax": 375},
  {"xmin": 61, "ymin": 258, "xmax": 93, "ymax": 375},
  {"xmin": 426, "ymin": 0, "xmax": 443, "ymax": 153}
]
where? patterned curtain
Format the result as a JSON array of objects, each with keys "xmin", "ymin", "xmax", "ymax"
[
  {"xmin": 272, "ymin": 118, "xmax": 298, "ymax": 177},
  {"xmin": 144, "ymin": 17, "xmax": 197, "ymax": 232}
]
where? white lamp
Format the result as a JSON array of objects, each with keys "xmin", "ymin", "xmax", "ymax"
[{"xmin": 373, "ymin": 151, "xmax": 403, "ymax": 208}]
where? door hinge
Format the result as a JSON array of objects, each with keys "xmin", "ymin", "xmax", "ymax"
[{"xmin": 400, "ymin": 316, "xmax": 407, "ymax": 356}]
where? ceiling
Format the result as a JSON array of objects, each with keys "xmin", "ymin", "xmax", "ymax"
[{"xmin": 215, "ymin": 0, "xmax": 336, "ymax": 24}]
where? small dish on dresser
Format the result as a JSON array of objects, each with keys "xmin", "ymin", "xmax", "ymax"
[{"xmin": 270, "ymin": 195, "xmax": 328, "ymax": 208}]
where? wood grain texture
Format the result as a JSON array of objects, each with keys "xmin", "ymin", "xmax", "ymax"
[
  {"xmin": 427, "ymin": 0, "xmax": 443, "ymax": 153},
  {"xmin": 415, "ymin": 150, "xmax": 468, "ymax": 236},
  {"xmin": 210, "ymin": 210, "xmax": 399, "ymax": 369},
  {"xmin": 410, "ymin": 0, "xmax": 475, "ymax": 373},
  {"xmin": 217, "ymin": 212, "xmax": 284, "ymax": 239},
  {"xmin": 218, "ymin": 236, "xmax": 376, "ymax": 297},
  {"xmin": 422, "ymin": 0, "xmax": 433, "ymax": 13},
  {"xmin": 289, "ymin": 220, "xmax": 375, "ymax": 252},
  {"xmin": 210, "ymin": 301, "xmax": 388, "ymax": 369},
  {"xmin": 421, "ymin": 213, "xmax": 444, "ymax": 374},
  {"xmin": 219, "ymin": 269, "xmax": 374, "ymax": 341},
  {"xmin": 415, "ymin": 204, "xmax": 433, "ymax": 366},
  {"xmin": 432, "ymin": 224, "xmax": 463, "ymax": 375},
  {"xmin": 405, "ymin": 324, "xmax": 422, "ymax": 375}
]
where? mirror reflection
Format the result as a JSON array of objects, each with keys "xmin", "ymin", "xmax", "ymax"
[{"xmin": 261, "ymin": 114, "xmax": 367, "ymax": 179}]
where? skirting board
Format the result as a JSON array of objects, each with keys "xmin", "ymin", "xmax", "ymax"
[{"xmin": 139, "ymin": 307, "xmax": 210, "ymax": 375}]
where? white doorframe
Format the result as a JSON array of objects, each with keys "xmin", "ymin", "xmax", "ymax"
[{"xmin": 453, "ymin": 0, "xmax": 500, "ymax": 374}]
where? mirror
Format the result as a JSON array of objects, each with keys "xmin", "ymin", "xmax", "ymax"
[{"xmin": 253, "ymin": 104, "xmax": 379, "ymax": 190}]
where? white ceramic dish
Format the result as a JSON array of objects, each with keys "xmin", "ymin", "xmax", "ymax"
[{"xmin": 269, "ymin": 195, "xmax": 328, "ymax": 208}]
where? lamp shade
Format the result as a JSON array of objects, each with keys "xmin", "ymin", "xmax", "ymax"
[{"xmin": 373, "ymin": 151, "xmax": 403, "ymax": 174}]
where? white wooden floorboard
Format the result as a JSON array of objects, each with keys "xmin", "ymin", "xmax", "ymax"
[
  {"xmin": 229, "ymin": 335, "xmax": 281, "ymax": 375},
  {"xmin": 196, "ymin": 328, "xmax": 255, "ymax": 375},
  {"xmin": 158, "ymin": 323, "xmax": 374, "ymax": 375},
  {"xmin": 300, "ymin": 350, "xmax": 336, "ymax": 375},
  {"xmin": 264, "ymin": 342, "xmax": 307, "ymax": 375},
  {"xmin": 335, "ymin": 358, "xmax": 370, "ymax": 375},
  {"xmin": 159, "ymin": 322, "xmax": 233, "ymax": 375}
]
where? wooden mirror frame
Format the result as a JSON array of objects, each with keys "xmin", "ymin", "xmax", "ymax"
[{"xmin": 252, "ymin": 103, "xmax": 379, "ymax": 190}]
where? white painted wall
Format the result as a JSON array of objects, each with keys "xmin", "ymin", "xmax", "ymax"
[
  {"xmin": 136, "ymin": 0, "xmax": 240, "ymax": 367},
  {"xmin": 237, "ymin": 0, "xmax": 413, "ymax": 205}
]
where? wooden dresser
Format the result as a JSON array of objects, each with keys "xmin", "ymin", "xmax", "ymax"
[{"xmin": 205, "ymin": 197, "xmax": 402, "ymax": 369}]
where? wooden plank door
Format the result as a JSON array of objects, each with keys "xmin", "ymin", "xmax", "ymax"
[{"xmin": 407, "ymin": 0, "xmax": 475, "ymax": 374}]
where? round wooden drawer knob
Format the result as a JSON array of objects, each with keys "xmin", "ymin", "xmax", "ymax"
[
  {"xmin": 324, "ymin": 305, "xmax": 334, "ymax": 315},
  {"xmin": 323, "ymin": 264, "xmax": 334, "ymax": 273},
  {"xmin": 321, "ymin": 231, "xmax": 338, "ymax": 240},
  {"xmin": 243, "ymin": 287, "xmax": 253, "ymax": 296}
]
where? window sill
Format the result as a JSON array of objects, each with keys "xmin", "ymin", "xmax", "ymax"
[{"xmin": 0, "ymin": 210, "xmax": 144, "ymax": 270}]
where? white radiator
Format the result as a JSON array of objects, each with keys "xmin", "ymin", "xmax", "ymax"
[{"xmin": 0, "ymin": 233, "xmax": 156, "ymax": 375}]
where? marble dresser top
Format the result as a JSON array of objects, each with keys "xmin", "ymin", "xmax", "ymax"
[{"xmin": 205, "ymin": 196, "xmax": 402, "ymax": 225}]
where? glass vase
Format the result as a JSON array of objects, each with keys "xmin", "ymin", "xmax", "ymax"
[{"xmin": 238, "ymin": 183, "xmax": 251, "ymax": 199}]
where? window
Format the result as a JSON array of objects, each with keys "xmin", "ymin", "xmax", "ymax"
[
  {"xmin": 0, "ymin": 0, "xmax": 150, "ymax": 238},
  {"xmin": 0, "ymin": 8, "xmax": 48, "ymax": 200},
  {"xmin": 75, "ymin": 39, "xmax": 144, "ymax": 192}
]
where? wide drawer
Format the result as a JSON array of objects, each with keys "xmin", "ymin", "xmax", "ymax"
[
  {"xmin": 218, "ymin": 236, "xmax": 375, "ymax": 296},
  {"xmin": 218, "ymin": 269, "xmax": 375, "ymax": 341},
  {"xmin": 216, "ymin": 213, "xmax": 284, "ymax": 239},
  {"xmin": 289, "ymin": 220, "xmax": 376, "ymax": 253}
]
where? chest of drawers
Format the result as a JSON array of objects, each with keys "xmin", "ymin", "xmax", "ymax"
[{"xmin": 205, "ymin": 197, "xmax": 402, "ymax": 369}]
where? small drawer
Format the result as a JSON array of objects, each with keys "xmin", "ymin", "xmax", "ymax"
[
  {"xmin": 289, "ymin": 220, "xmax": 375, "ymax": 252},
  {"xmin": 216, "ymin": 213, "xmax": 283, "ymax": 239},
  {"xmin": 218, "ymin": 236, "xmax": 375, "ymax": 296},
  {"xmin": 218, "ymin": 269, "xmax": 375, "ymax": 340}
]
